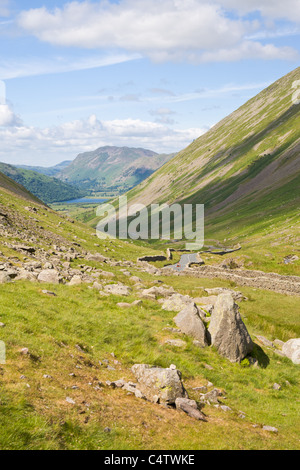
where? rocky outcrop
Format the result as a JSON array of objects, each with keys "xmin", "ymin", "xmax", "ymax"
[
  {"xmin": 208, "ymin": 294, "xmax": 253, "ymax": 363},
  {"xmin": 131, "ymin": 364, "xmax": 188, "ymax": 405}
]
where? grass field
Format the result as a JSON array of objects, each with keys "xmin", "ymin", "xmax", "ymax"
[{"xmin": 0, "ymin": 274, "xmax": 299, "ymax": 450}]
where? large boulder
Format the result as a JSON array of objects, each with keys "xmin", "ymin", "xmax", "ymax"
[
  {"xmin": 282, "ymin": 339, "xmax": 300, "ymax": 364},
  {"xmin": 37, "ymin": 269, "xmax": 61, "ymax": 284},
  {"xmin": 174, "ymin": 304, "xmax": 208, "ymax": 347},
  {"xmin": 208, "ymin": 294, "xmax": 253, "ymax": 363},
  {"xmin": 131, "ymin": 364, "xmax": 188, "ymax": 405}
]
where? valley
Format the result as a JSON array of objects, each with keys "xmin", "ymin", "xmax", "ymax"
[{"xmin": 0, "ymin": 67, "xmax": 299, "ymax": 451}]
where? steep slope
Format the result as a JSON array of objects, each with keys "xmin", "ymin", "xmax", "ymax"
[
  {"xmin": 59, "ymin": 146, "xmax": 174, "ymax": 193},
  {"xmin": 125, "ymin": 67, "xmax": 300, "ymax": 268},
  {"xmin": 0, "ymin": 171, "xmax": 44, "ymax": 205},
  {"xmin": 0, "ymin": 162, "xmax": 84, "ymax": 204}
]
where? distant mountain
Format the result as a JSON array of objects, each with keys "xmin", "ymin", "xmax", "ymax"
[
  {"xmin": 0, "ymin": 162, "xmax": 84, "ymax": 204},
  {"xmin": 58, "ymin": 146, "xmax": 175, "ymax": 193},
  {"xmin": 16, "ymin": 160, "xmax": 72, "ymax": 177}
]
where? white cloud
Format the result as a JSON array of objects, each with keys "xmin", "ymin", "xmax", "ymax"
[
  {"xmin": 16, "ymin": 0, "xmax": 299, "ymax": 64},
  {"xmin": 218, "ymin": 0, "xmax": 300, "ymax": 23},
  {"xmin": 0, "ymin": 114, "xmax": 207, "ymax": 166},
  {"xmin": 197, "ymin": 41, "xmax": 298, "ymax": 63},
  {"xmin": 17, "ymin": 1, "xmax": 245, "ymax": 53},
  {"xmin": 0, "ymin": 104, "xmax": 23, "ymax": 127}
]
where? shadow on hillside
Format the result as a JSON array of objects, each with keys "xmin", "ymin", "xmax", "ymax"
[{"xmin": 253, "ymin": 343, "xmax": 270, "ymax": 369}]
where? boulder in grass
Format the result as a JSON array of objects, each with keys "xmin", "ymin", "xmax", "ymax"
[
  {"xmin": 104, "ymin": 283, "xmax": 131, "ymax": 296},
  {"xmin": 131, "ymin": 364, "xmax": 188, "ymax": 405},
  {"xmin": 282, "ymin": 338, "xmax": 300, "ymax": 365},
  {"xmin": 208, "ymin": 294, "xmax": 253, "ymax": 363},
  {"xmin": 174, "ymin": 304, "xmax": 208, "ymax": 348},
  {"xmin": 37, "ymin": 269, "xmax": 61, "ymax": 284},
  {"xmin": 175, "ymin": 397, "xmax": 207, "ymax": 421},
  {"xmin": 68, "ymin": 275, "xmax": 82, "ymax": 286}
]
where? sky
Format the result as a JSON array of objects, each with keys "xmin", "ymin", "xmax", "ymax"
[{"xmin": 0, "ymin": 0, "xmax": 299, "ymax": 167}]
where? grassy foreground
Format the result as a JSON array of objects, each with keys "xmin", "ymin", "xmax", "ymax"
[{"xmin": 0, "ymin": 274, "xmax": 299, "ymax": 450}]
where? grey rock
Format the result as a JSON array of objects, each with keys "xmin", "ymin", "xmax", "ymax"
[
  {"xmin": 164, "ymin": 339, "xmax": 187, "ymax": 348},
  {"xmin": 220, "ymin": 405, "xmax": 232, "ymax": 412},
  {"xmin": 141, "ymin": 286, "xmax": 175, "ymax": 299},
  {"xmin": 174, "ymin": 304, "xmax": 208, "ymax": 347},
  {"xmin": 175, "ymin": 397, "xmax": 207, "ymax": 421},
  {"xmin": 208, "ymin": 294, "xmax": 253, "ymax": 362},
  {"xmin": 200, "ymin": 388, "xmax": 223, "ymax": 404},
  {"xmin": 162, "ymin": 293, "xmax": 195, "ymax": 312},
  {"xmin": 256, "ymin": 335, "xmax": 274, "ymax": 349},
  {"xmin": 65, "ymin": 397, "xmax": 76, "ymax": 405},
  {"xmin": 263, "ymin": 425, "xmax": 278, "ymax": 433},
  {"xmin": 282, "ymin": 338, "xmax": 300, "ymax": 364},
  {"xmin": 16, "ymin": 269, "xmax": 37, "ymax": 282},
  {"xmin": 204, "ymin": 288, "xmax": 246, "ymax": 302},
  {"xmin": 272, "ymin": 383, "xmax": 281, "ymax": 390},
  {"xmin": 69, "ymin": 275, "xmax": 82, "ymax": 286},
  {"xmin": 37, "ymin": 269, "xmax": 61, "ymax": 284},
  {"xmin": 104, "ymin": 283, "xmax": 131, "ymax": 296},
  {"xmin": 131, "ymin": 364, "xmax": 188, "ymax": 405}
]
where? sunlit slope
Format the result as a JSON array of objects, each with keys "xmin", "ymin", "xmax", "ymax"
[{"xmin": 127, "ymin": 67, "xmax": 300, "ymax": 215}]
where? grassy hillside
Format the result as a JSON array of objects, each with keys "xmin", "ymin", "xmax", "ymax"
[
  {"xmin": 59, "ymin": 146, "xmax": 174, "ymax": 194},
  {"xmin": 124, "ymin": 67, "xmax": 300, "ymax": 274},
  {"xmin": 16, "ymin": 161, "xmax": 72, "ymax": 177},
  {"xmin": 0, "ymin": 183, "xmax": 299, "ymax": 450},
  {"xmin": 0, "ymin": 162, "xmax": 84, "ymax": 204},
  {"xmin": 0, "ymin": 171, "xmax": 44, "ymax": 205}
]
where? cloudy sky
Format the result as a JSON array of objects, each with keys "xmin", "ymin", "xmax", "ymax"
[{"xmin": 0, "ymin": 0, "xmax": 299, "ymax": 166}]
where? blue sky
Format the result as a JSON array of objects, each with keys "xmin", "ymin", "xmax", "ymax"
[{"xmin": 0, "ymin": 0, "xmax": 299, "ymax": 166}]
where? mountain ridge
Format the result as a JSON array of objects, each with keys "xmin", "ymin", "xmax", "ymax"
[{"xmin": 58, "ymin": 145, "xmax": 175, "ymax": 193}]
